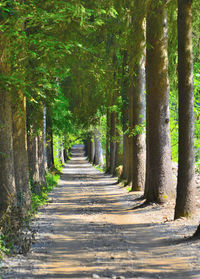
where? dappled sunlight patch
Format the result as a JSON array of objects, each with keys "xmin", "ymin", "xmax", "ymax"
[{"xmin": 3, "ymin": 146, "xmax": 200, "ymax": 278}]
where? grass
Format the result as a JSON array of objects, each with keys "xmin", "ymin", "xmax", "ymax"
[
  {"xmin": 0, "ymin": 170, "xmax": 61, "ymax": 259},
  {"xmin": 0, "ymin": 235, "xmax": 10, "ymax": 259},
  {"xmin": 31, "ymin": 171, "xmax": 60, "ymax": 213},
  {"xmin": 126, "ymin": 186, "xmax": 132, "ymax": 192},
  {"xmin": 93, "ymin": 164, "xmax": 104, "ymax": 172}
]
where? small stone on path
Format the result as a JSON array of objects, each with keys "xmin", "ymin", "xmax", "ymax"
[{"xmin": 92, "ymin": 273, "xmax": 100, "ymax": 279}]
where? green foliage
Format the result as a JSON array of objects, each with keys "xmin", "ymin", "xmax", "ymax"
[
  {"xmin": 31, "ymin": 189, "xmax": 48, "ymax": 213},
  {"xmin": 127, "ymin": 123, "xmax": 146, "ymax": 137},
  {"xmin": 126, "ymin": 186, "xmax": 132, "ymax": 192},
  {"xmin": 1, "ymin": 0, "xmax": 200, "ymax": 171},
  {"xmin": 0, "ymin": 235, "xmax": 10, "ymax": 258},
  {"xmin": 194, "ymin": 62, "xmax": 200, "ymax": 168},
  {"xmin": 93, "ymin": 165, "xmax": 104, "ymax": 172},
  {"xmin": 31, "ymin": 172, "xmax": 60, "ymax": 213}
]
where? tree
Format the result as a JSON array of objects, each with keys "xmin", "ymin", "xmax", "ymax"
[
  {"xmin": 46, "ymin": 107, "xmax": 55, "ymax": 169},
  {"xmin": 121, "ymin": 52, "xmax": 129, "ymax": 181},
  {"xmin": 12, "ymin": 91, "xmax": 31, "ymax": 215},
  {"xmin": 106, "ymin": 110, "xmax": 111, "ymax": 172},
  {"xmin": 128, "ymin": 2, "xmax": 146, "ymax": 191},
  {"xmin": 27, "ymin": 102, "xmax": 44, "ymax": 194},
  {"xmin": 144, "ymin": 1, "xmax": 174, "ymax": 203},
  {"xmin": 0, "ymin": 91, "xmax": 17, "ymax": 219},
  {"xmin": 109, "ymin": 109, "xmax": 117, "ymax": 175},
  {"xmin": 0, "ymin": 27, "xmax": 17, "ymax": 220},
  {"xmin": 175, "ymin": 0, "xmax": 196, "ymax": 219},
  {"xmin": 94, "ymin": 129, "xmax": 104, "ymax": 166},
  {"xmin": 37, "ymin": 107, "xmax": 47, "ymax": 187}
]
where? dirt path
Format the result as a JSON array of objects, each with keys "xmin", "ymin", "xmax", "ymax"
[{"xmin": 1, "ymin": 145, "xmax": 200, "ymax": 278}]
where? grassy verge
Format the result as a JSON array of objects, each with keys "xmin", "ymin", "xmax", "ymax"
[
  {"xmin": 93, "ymin": 164, "xmax": 104, "ymax": 173},
  {"xmin": 0, "ymin": 170, "xmax": 61, "ymax": 259},
  {"xmin": 31, "ymin": 171, "xmax": 60, "ymax": 213}
]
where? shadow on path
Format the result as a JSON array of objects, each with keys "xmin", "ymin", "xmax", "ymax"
[{"xmin": 2, "ymin": 145, "xmax": 200, "ymax": 279}]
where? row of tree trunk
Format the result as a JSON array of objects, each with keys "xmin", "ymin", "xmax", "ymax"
[
  {"xmin": 0, "ymin": 89, "xmax": 55, "ymax": 228},
  {"xmin": 85, "ymin": 129, "xmax": 104, "ymax": 167},
  {"xmin": 91, "ymin": 1, "xmax": 195, "ymax": 222}
]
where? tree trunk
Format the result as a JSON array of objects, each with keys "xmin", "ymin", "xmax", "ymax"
[
  {"xmin": 121, "ymin": 52, "xmax": 129, "ymax": 181},
  {"xmin": 110, "ymin": 111, "xmax": 116, "ymax": 175},
  {"xmin": 94, "ymin": 129, "xmax": 104, "ymax": 166},
  {"xmin": 86, "ymin": 138, "xmax": 91, "ymax": 160},
  {"xmin": 46, "ymin": 108, "xmax": 54, "ymax": 169},
  {"xmin": 59, "ymin": 138, "xmax": 65, "ymax": 165},
  {"xmin": 114, "ymin": 117, "xmax": 122, "ymax": 174},
  {"xmin": 0, "ymin": 91, "xmax": 17, "ymax": 217},
  {"xmin": 38, "ymin": 130, "xmax": 47, "ymax": 187},
  {"xmin": 122, "ymin": 134, "xmax": 129, "ymax": 180},
  {"xmin": 12, "ymin": 91, "xmax": 31, "ymax": 215},
  {"xmin": 175, "ymin": 0, "xmax": 196, "ymax": 219},
  {"xmin": 27, "ymin": 129, "xmax": 41, "ymax": 194},
  {"xmin": 106, "ymin": 110, "xmax": 111, "ymax": 172},
  {"xmin": 131, "ymin": 18, "xmax": 146, "ymax": 191},
  {"xmin": 43, "ymin": 106, "xmax": 48, "ymax": 170},
  {"xmin": 145, "ymin": 3, "xmax": 174, "ymax": 203},
  {"xmin": 90, "ymin": 138, "xmax": 95, "ymax": 163},
  {"xmin": 84, "ymin": 139, "xmax": 89, "ymax": 157},
  {"xmin": 127, "ymin": 86, "xmax": 133, "ymax": 185}
]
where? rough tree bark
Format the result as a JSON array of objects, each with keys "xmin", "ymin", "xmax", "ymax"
[
  {"xmin": 145, "ymin": 2, "xmax": 174, "ymax": 203},
  {"xmin": 127, "ymin": 85, "xmax": 133, "ymax": 185},
  {"xmin": 43, "ymin": 106, "xmax": 48, "ymax": 170},
  {"xmin": 38, "ymin": 130, "xmax": 47, "ymax": 187},
  {"xmin": 85, "ymin": 138, "xmax": 91, "ymax": 160},
  {"xmin": 121, "ymin": 52, "xmax": 129, "ymax": 181},
  {"xmin": 122, "ymin": 134, "xmax": 129, "ymax": 180},
  {"xmin": 175, "ymin": 0, "xmax": 196, "ymax": 219},
  {"xmin": 106, "ymin": 110, "xmax": 111, "ymax": 172},
  {"xmin": 130, "ymin": 14, "xmax": 146, "ymax": 191},
  {"xmin": 114, "ymin": 117, "xmax": 122, "ymax": 175},
  {"xmin": 110, "ymin": 110, "xmax": 117, "ymax": 175},
  {"xmin": 94, "ymin": 129, "xmax": 104, "ymax": 166},
  {"xmin": 90, "ymin": 138, "xmax": 95, "ymax": 164},
  {"xmin": 0, "ymin": 91, "xmax": 17, "ymax": 218},
  {"xmin": 131, "ymin": 63, "xmax": 146, "ymax": 191},
  {"xmin": 0, "ymin": 35, "xmax": 17, "ymax": 219},
  {"xmin": 59, "ymin": 138, "xmax": 65, "ymax": 165},
  {"xmin": 46, "ymin": 107, "xmax": 54, "ymax": 169},
  {"xmin": 27, "ymin": 128, "xmax": 41, "ymax": 194},
  {"xmin": 12, "ymin": 91, "xmax": 31, "ymax": 215}
]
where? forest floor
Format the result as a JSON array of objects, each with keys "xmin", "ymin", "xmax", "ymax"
[{"xmin": 1, "ymin": 145, "xmax": 200, "ymax": 279}]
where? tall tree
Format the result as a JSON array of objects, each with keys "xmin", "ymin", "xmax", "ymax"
[
  {"xmin": 127, "ymin": 85, "xmax": 134, "ymax": 185},
  {"xmin": 46, "ymin": 107, "xmax": 55, "ymax": 169},
  {"xmin": 94, "ymin": 128, "xmax": 104, "ymax": 166},
  {"xmin": 174, "ymin": 0, "xmax": 196, "ymax": 219},
  {"xmin": 121, "ymin": 53, "xmax": 129, "ymax": 181},
  {"xmin": 110, "ymin": 109, "xmax": 117, "ymax": 175},
  {"xmin": 12, "ymin": 91, "xmax": 31, "ymax": 215},
  {"xmin": 27, "ymin": 103, "xmax": 44, "ymax": 194},
  {"xmin": 114, "ymin": 116, "xmax": 122, "ymax": 173},
  {"xmin": 0, "ymin": 32, "xmax": 17, "ymax": 219},
  {"xmin": 144, "ymin": 1, "xmax": 174, "ymax": 203},
  {"xmin": 129, "ymin": 2, "xmax": 146, "ymax": 191},
  {"xmin": 106, "ymin": 110, "xmax": 111, "ymax": 172},
  {"xmin": 0, "ymin": 92, "xmax": 17, "ymax": 218},
  {"xmin": 37, "ymin": 106, "xmax": 47, "ymax": 187}
]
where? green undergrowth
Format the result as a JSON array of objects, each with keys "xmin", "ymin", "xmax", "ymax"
[
  {"xmin": 0, "ymin": 235, "xmax": 10, "ymax": 260},
  {"xmin": 126, "ymin": 186, "xmax": 132, "ymax": 192},
  {"xmin": 0, "ymin": 170, "xmax": 61, "ymax": 259},
  {"xmin": 31, "ymin": 171, "xmax": 60, "ymax": 213},
  {"xmin": 93, "ymin": 164, "xmax": 104, "ymax": 173}
]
